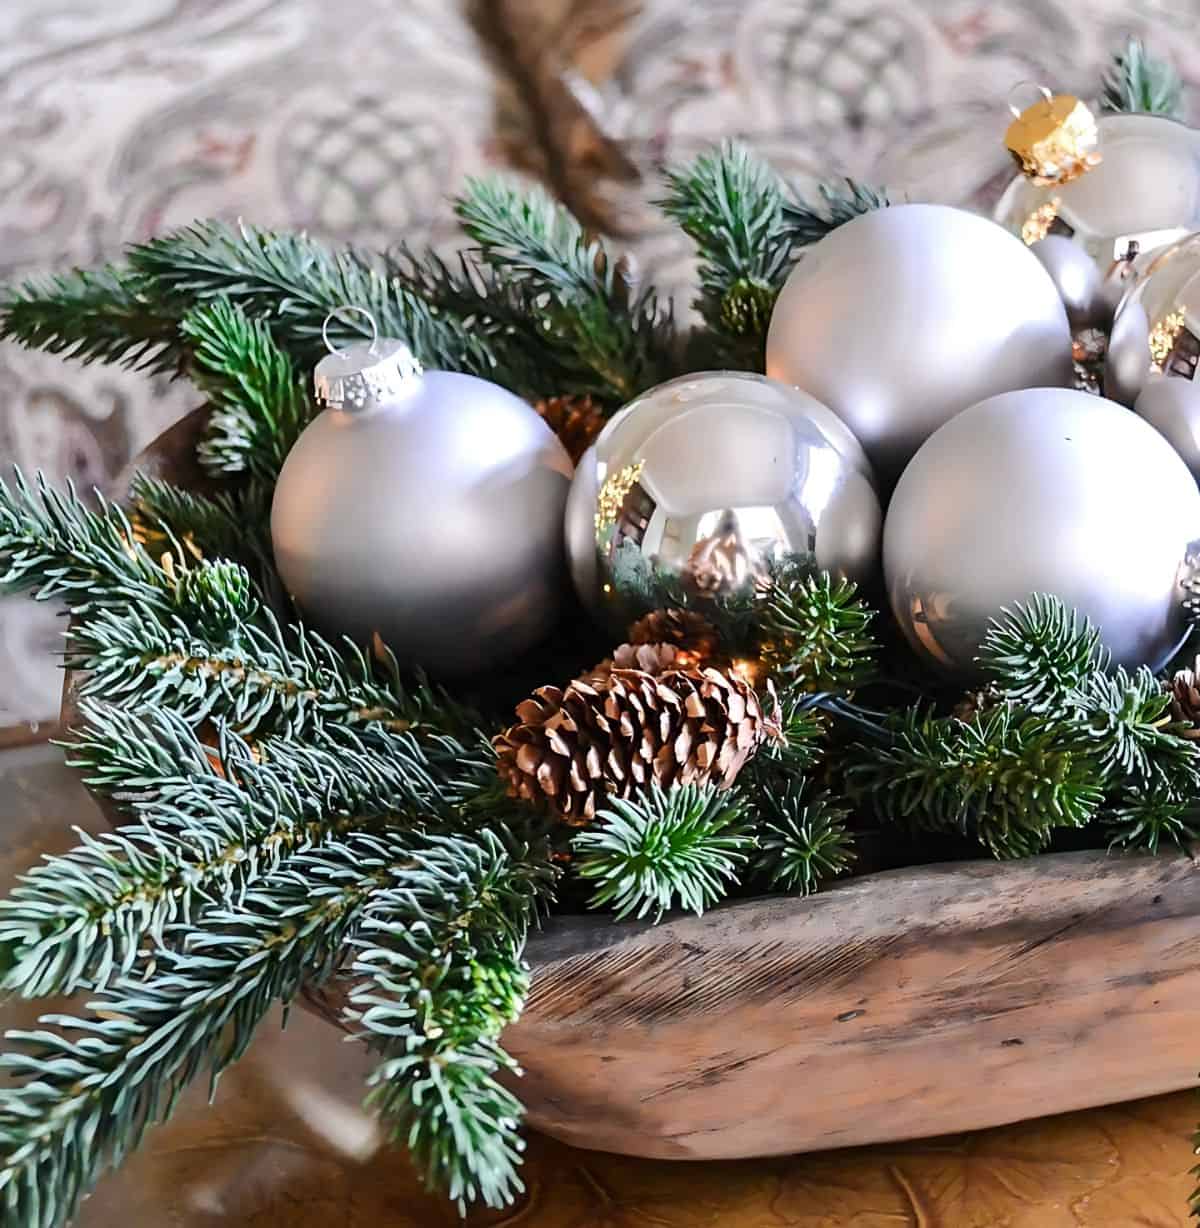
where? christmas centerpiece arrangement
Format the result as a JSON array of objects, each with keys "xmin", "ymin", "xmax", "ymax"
[{"xmin": 3, "ymin": 36, "xmax": 1200, "ymax": 1228}]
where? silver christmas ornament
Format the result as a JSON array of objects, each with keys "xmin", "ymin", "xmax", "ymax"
[
  {"xmin": 564, "ymin": 372, "xmax": 882, "ymax": 627},
  {"xmin": 995, "ymin": 101, "xmax": 1200, "ymax": 281},
  {"xmin": 271, "ymin": 320, "xmax": 572, "ymax": 675},
  {"xmin": 1103, "ymin": 298, "xmax": 1151, "ymax": 408},
  {"xmin": 765, "ymin": 203, "xmax": 1072, "ymax": 483},
  {"xmin": 1029, "ymin": 234, "xmax": 1103, "ymax": 329},
  {"xmin": 883, "ymin": 387, "xmax": 1200, "ymax": 678},
  {"xmin": 1135, "ymin": 375, "xmax": 1200, "ymax": 482},
  {"xmin": 1124, "ymin": 232, "xmax": 1200, "ymax": 381}
]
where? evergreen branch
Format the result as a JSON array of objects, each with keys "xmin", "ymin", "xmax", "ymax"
[
  {"xmin": 658, "ymin": 142, "xmax": 794, "ymax": 368},
  {"xmin": 66, "ymin": 598, "xmax": 481, "ymax": 744},
  {"xmin": 780, "ymin": 179, "xmax": 890, "ymax": 248},
  {"xmin": 753, "ymin": 794, "xmax": 855, "ymax": 894},
  {"xmin": 1105, "ymin": 787, "xmax": 1200, "ymax": 855},
  {"xmin": 572, "ymin": 785, "xmax": 754, "ymax": 920},
  {"xmin": 346, "ymin": 830, "xmax": 554, "ymax": 1210},
  {"xmin": 0, "ymin": 263, "xmax": 181, "ymax": 373},
  {"xmin": 127, "ymin": 219, "xmax": 504, "ymax": 378},
  {"xmin": 455, "ymin": 177, "xmax": 675, "ymax": 403},
  {"xmin": 1077, "ymin": 666, "xmax": 1200, "ymax": 791},
  {"xmin": 760, "ymin": 565, "xmax": 878, "ymax": 694},
  {"xmin": 980, "ymin": 594, "xmax": 1104, "ymax": 712},
  {"xmin": 0, "ymin": 467, "xmax": 266, "ymax": 639},
  {"xmin": 0, "ymin": 703, "xmax": 483, "ymax": 1000},
  {"xmin": 0, "ymin": 829, "xmax": 437, "ymax": 1228},
  {"xmin": 0, "ymin": 469, "xmax": 171, "ymax": 613},
  {"xmin": 387, "ymin": 246, "xmax": 590, "ymax": 400},
  {"xmin": 130, "ymin": 473, "xmax": 270, "ymax": 560},
  {"xmin": 181, "ymin": 299, "xmax": 313, "ymax": 482},
  {"xmin": 849, "ymin": 706, "xmax": 1103, "ymax": 858},
  {"xmin": 1101, "ymin": 37, "xmax": 1183, "ymax": 119},
  {"xmin": 129, "ymin": 474, "xmax": 280, "ymax": 607}
]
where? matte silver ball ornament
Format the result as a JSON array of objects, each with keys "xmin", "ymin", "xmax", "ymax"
[
  {"xmin": 564, "ymin": 372, "xmax": 882, "ymax": 627},
  {"xmin": 765, "ymin": 203, "xmax": 1073, "ymax": 483},
  {"xmin": 1103, "ymin": 299, "xmax": 1151, "ymax": 408},
  {"xmin": 884, "ymin": 387, "xmax": 1200, "ymax": 677},
  {"xmin": 1135, "ymin": 375, "xmax": 1200, "ymax": 481},
  {"xmin": 271, "ymin": 327, "xmax": 572, "ymax": 675},
  {"xmin": 1029, "ymin": 235, "xmax": 1103, "ymax": 329}
]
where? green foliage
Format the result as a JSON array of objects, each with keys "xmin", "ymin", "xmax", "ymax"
[
  {"xmin": 182, "ymin": 298, "xmax": 313, "ymax": 481},
  {"xmin": 659, "ymin": 142, "xmax": 794, "ymax": 368},
  {"xmin": 780, "ymin": 179, "xmax": 890, "ymax": 248},
  {"xmin": 455, "ymin": 176, "xmax": 675, "ymax": 404},
  {"xmin": 1077, "ymin": 666, "xmax": 1199, "ymax": 791},
  {"xmin": 753, "ymin": 794, "xmax": 855, "ymax": 894},
  {"xmin": 850, "ymin": 706, "xmax": 1103, "ymax": 858},
  {"xmin": 388, "ymin": 245, "xmax": 602, "ymax": 401},
  {"xmin": 980, "ymin": 593, "xmax": 1103, "ymax": 712},
  {"xmin": 65, "ymin": 599, "xmax": 483, "ymax": 747},
  {"xmin": 0, "ymin": 262, "xmax": 180, "ymax": 373},
  {"xmin": 761, "ymin": 565, "xmax": 877, "ymax": 693},
  {"xmin": 128, "ymin": 219, "xmax": 502, "ymax": 377},
  {"xmin": 1, "ymin": 703, "xmax": 486, "ymax": 1000},
  {"xmin": 347, "ymin": 830, "xmax": 553, "ymax": 1210},
  {"xmin": 573, "ymin": 785, "xmax": 754, "ymax": 920},
  {"xmin": 0, "ymin": 828, "xmax": 425, "ymax": 1228},
  {"xmin": 1101, "ymin": 37, "xmax": 1183, "ymax": 119},
  {"xmin": 129, "ymin": 473, "xmax": 272, "ymax": 565},
  {"xmin": 170, "ymin": 557, "xmax": 255, "ymax": 638},
  {"xmin": 0, "ymin": 468, "xmax": 172, "ymax": 613},
  {"xmin": 1105, "ymin": 788, "xmax": 1200, "ymax": 855}
]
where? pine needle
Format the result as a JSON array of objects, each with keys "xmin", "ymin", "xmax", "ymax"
[
  {"xmin": 573, "ymin": 785, "xmax": 753, "ymax": 921},
  {"xmin": 1101, "ymin": 37, "xmax": 1183, "ymax": 119}
]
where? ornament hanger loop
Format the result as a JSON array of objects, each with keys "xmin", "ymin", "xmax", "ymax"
[
  {"xmin": 1007, "ymin": 81, "xmax": 1053, "ymax": 119},
  {"xmin": 322, "ymin": 305, "xmax": 380, "ymax": 356}
]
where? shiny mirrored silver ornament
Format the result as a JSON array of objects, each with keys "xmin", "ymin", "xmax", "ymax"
[
  {"xmin": 565, "ymin": 372, "xmax": 882, "ymax": 627},
  {"xmin": 765, "ymin": 203, "xmax": 1072, "ymax": 484},
  {"xmin": 1124, "ymin": 232, "xmax": 1200, "ymax": 382},
  {"xmin": 1135, "ymin": 375, "xmax": 1200, "ymax": 482},
  {"xmin": 1029, "ymin": 235, "xmax": 1103, "ymax": 329},
  {"xmin": 883, "ymin": 387, "xmax": 1200, "ymax": 678},
  {"xmin": 271, "ymin": 320, "xmax": 572, "ymax": 675},
  {"xmin": 1103, "ymin": 298, "xmax": 1151, "ymax": 407},
  {"xmin": 995, "ymin": 104, "xmax": 1200, "ymax": 282}
]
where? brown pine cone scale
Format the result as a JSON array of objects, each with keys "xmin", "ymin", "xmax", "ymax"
[
  {"xmin": 1169, "ymin": 655, "xmax": 1200, "ymax": 739},
  {"xmin": 495, "ymin": 657, "xmax": 779, "ymax": 824}
]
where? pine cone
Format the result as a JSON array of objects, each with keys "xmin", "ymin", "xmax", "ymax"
[
  {"xmin": 628, "ymin": 608, "xmax": 719, "ymax": 661},
  {"xmin": 494, "ymin": 663, "xmax": 779, "ymax": 824},
  {"xmin": 580, "ymin": 640, "xmax": 686, "ymax": 686},
  {"xmin": 535, "ymin": 394, "xmax": 606, "ymax": 463},
  {"xmin": 1169, "ymin": 656, "xmax": 1200, "ymax": 738}
]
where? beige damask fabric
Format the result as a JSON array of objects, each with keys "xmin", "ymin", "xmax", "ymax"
[{"xmin": 1, "ymin": 0, "xmax": 1197, "ymax": 723}]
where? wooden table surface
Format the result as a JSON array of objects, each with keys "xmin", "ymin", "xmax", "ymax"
[{"xmin": 2, "ymin": 742, "xmax": 1196, "ymax": 1227}]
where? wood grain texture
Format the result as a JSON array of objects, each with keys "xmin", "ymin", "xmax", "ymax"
[{"xmin": 77, "ymin": 407, "xmax": 1200, "ymax": 1164}]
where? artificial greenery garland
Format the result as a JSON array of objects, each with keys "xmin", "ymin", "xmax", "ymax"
[{"xmin": 0, "ymin": 35, "xmax": 1196, "ymax": 1228}]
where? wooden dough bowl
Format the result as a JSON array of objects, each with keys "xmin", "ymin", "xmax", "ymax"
[{"xmin": 65, "ymin": 408, "xmax": 1200, "ymax": 1162}]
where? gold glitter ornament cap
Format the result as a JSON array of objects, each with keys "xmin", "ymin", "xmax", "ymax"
[{"xmin": 1004, "ymin": 84, "xmax": 1102, "ymax": 185}]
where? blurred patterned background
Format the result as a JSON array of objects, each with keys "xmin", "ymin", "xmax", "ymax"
[{"xmin": 2, "ymin": 0, "xmax": 1198, "ymax": 726}]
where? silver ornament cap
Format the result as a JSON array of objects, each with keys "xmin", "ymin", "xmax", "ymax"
[{"xmin": 312, "ymin": 309, "xmax": 423, "ymax": 412}]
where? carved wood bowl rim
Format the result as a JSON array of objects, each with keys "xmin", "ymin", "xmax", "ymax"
[{"xmin": 64, "ymin": 406, "xmax": 1200, "ymax": 1162}]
